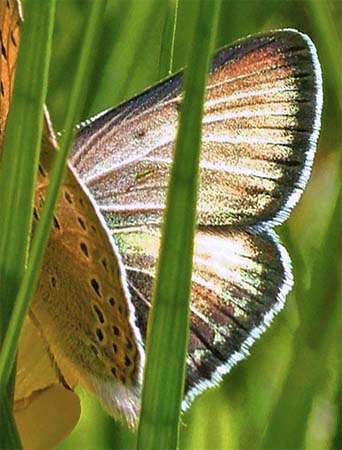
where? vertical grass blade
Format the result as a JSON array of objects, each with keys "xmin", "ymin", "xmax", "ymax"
[
  {"xmin": 136, "ymin": 2, "xmax": 221, "ymax": 449},
  {"xmin": 0, "ymin": 0, "xmax": 55, "ymax": 343},
  {"xmin": 158, "ymin": 0, "xmax": 179, "ymax": 77},
  {"xmin": 0, "ymin": 2, "xmax": 55, "ymax": 448},
  {"xmin": 117, "ymin": 0, "xmax": 167, "ymax": 98}
]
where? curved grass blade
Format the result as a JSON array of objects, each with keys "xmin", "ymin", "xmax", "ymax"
[{"xmin": 136, "ymin": 2, "xmax": 221, "ymax": 449}]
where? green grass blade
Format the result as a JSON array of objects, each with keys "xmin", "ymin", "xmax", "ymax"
[
  {"xmin": 0, "ymin": 2, "xmax": 55, "ymax": 448},
  {"xmin": 115, "ymin": 0, "xmax": 165, "ymax": 100},
  {"xmin": 0, "ymin": 0, "xmax": 55, "ymax": 339},
  {"xmin": 158, "ymin": 0, "xmax": 179, "ymax": 77},
  {"xmin": 0, "ymin": 0, "xmax": 106, "ymax": 396},
  {"xmin": 80, "ymin": 0, "xmax": 133, "ymax": 119},
  {"xmin": 136, "ymin": 2, "xmax": 221, "ymax": 449}
]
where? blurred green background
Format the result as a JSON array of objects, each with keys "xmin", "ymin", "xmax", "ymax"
[{"xmin": 39, "ymin": 1, "xmax": 341, "ymax": 449}]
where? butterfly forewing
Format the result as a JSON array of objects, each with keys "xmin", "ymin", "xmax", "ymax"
[
  {"xmin": 72, "ymin": 29, "xmax": 322, "ymax": 229},
  {"xmin": 72, "ymin": 29, "xmax": 322, "ymax": 403}
]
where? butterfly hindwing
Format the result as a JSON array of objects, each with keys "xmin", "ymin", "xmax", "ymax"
[
  {"xmin": 111, "ymin": 225, "xmax": 291, "ymax": 405},
  {"xmin": 30, "ymin": 117, "xmax": 144, "ymax": 426}
]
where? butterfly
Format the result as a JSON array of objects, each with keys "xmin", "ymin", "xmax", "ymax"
[{"xmin": 0, "ymin": 0, "xmax": 322, "ymax": 448}]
